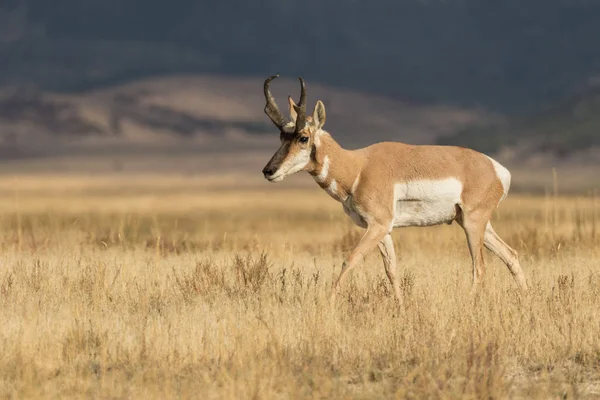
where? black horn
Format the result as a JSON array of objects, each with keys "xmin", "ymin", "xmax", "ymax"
[
  {"xmin": 294, "ymin": 77, "xmax": 307, "ymax": 133},
  {"xmin": 264, "ymin": 75, "xmax": 286, "ymax": 130}
]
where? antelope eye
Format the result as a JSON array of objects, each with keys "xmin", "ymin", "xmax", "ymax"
[{"xmin": 299, "ymin": 136, "xmax": 309, "ymax": 143}]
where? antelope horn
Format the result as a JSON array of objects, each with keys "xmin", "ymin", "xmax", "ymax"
[
  {"xmin": 263, "ymin": 75, "xmax": 286, "ymax": 130},
  {"xmin": 293, "ymin": 77, "xmax": 307, "ymax": 133}
]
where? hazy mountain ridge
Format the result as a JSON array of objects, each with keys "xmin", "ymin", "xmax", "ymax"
[
  {"xmin": 3, "ymin": 0, "xmax": 600, "ymax": 166},
  {"xmin": 0, "ymin": 75, "xmax": 494, "ymax": 158},
  {"xmin": 437, "ymin": 77, "xmax": 600, "ymax": 165}
]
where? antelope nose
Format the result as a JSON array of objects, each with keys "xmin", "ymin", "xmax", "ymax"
[{"xmin": 262, "ymin": 166, "xmax": 274, "ymax": 176}]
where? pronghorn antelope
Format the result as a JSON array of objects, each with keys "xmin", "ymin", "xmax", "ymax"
[{"xmin": 260, "ymin": 75, "xmax": 528, "ymax": 302}]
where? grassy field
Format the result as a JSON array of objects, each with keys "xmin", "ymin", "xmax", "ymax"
[{"xmin": 0, "ymin": 173, "xmax": 599, "ymax": 399}]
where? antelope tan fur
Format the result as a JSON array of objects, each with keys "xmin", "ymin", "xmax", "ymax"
[{"xmin": 260, "ymin": 75, "xmax": 528, "ymax": 303}]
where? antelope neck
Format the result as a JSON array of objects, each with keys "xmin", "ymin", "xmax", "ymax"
[{"xmin": 309, "ymin": 134, "xmax": 362, "ymax": 201}]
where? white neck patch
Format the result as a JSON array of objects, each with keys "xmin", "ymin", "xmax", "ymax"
[
  {"xmin": 314, "ymin": 155, "xmax": 330, "ymax": 183},
  {"xmin": 328, "ymin": 179, "xmax": 338, "ymax": 196}
]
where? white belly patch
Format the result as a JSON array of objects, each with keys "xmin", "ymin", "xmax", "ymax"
[{"xmin": 393, "ymin": 178, "xmax": 462, "ymax": 227}]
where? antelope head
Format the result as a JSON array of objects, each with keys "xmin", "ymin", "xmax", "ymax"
[{"xmin": 261, "ymin": 75, "xmax": 326, "ymax": 182}]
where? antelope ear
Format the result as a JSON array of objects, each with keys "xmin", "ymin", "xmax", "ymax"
[
  {"xmin": 312, "ymin": 100, "xmax": 326, "ymax": 129},
  {"xmin": 288, "ymin": 96, "xmax": 298, "ymax": 123}
]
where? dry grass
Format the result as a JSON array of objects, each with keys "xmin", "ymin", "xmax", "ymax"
[{"xmin": 0, "ymin": 173, "xmax": 599, "ymax": 399}]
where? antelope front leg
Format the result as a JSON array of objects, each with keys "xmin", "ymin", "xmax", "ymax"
[
  {"xmin": 330, "ymin": 224, "xmax": 388, "ymax": 305},
  {"xmin": 378, "ymin": 234, "xmax": 402, "ymax": 303}
]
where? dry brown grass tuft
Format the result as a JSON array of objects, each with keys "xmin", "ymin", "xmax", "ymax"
[{"xmin": 0, "ymin": 174, "xmax": 599, "ymax": 398}]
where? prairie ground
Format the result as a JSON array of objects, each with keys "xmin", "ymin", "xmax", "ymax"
[{"xmin": 0, "ymin": 173, "xmax": 599, "ymax": 399}]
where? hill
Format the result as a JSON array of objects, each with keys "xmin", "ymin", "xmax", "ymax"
[
  {"xmin": 0, "ymin": 74, "xmax": 493, "ymax": 159},
  {"xmin": 436, "ymin": 77, "xmax": 600, "ymax": 165}
]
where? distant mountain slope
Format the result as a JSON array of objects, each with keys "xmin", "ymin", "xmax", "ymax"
[
  {"xmin": 436, "ymin": 78, "xmax": 600, "ymax": 164},
  {"xmin": 0, "ymin": 74, "xmax": 493, "ymax": 158}
]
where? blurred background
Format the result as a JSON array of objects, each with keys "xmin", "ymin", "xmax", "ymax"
[{"xmin": 0, "ymin": 0, "xmax": 599, "ymax": 192}]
